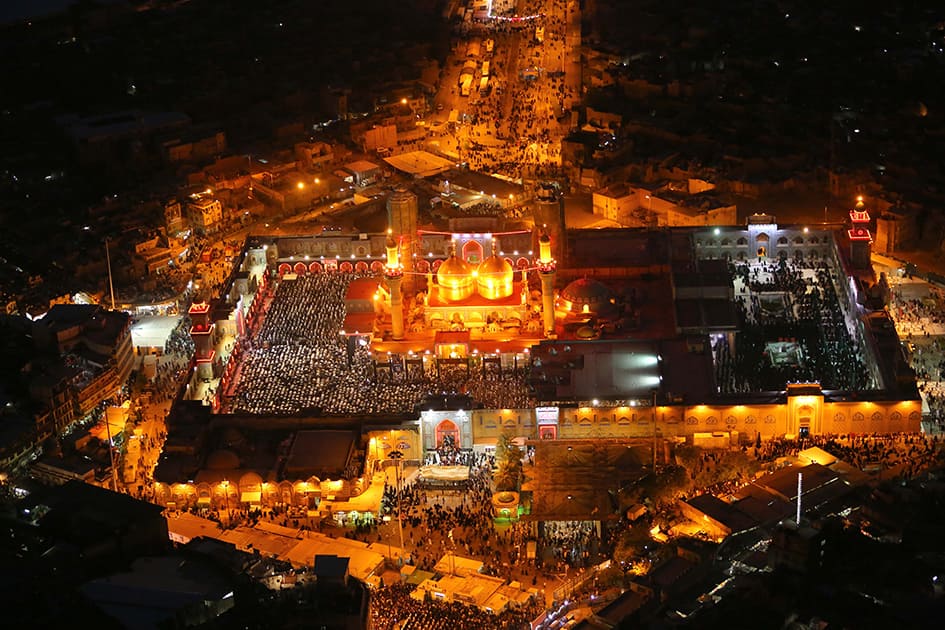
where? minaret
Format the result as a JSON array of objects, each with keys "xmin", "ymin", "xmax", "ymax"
[
  {"xmin": 537, "ymin": 232, "xmax": 556, "ymax": 337},
  {"xmin": 387, "ymin": 188, "xmax": 418, "ymax": 291},
  {"xmin": 534, "ymin": 182, "xmax": 565, "ymax": 264},
  {"xmin": 848, "ymin": 196, "xmax": 872, "ymax": 269},
  {"xmin": 188, "ymin": 301, "xmax": 216, "ymax": 379},
  {"xmin": 384, "ymin": 231, "xmax": 405, "ymax": 340}
]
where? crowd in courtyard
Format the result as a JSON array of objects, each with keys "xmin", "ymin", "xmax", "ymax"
[
  {"xmin": 887, "ymin": 283, "xmax": 945, "ymax": 424},
  {"xmin": 715, "ymin": 256, "xmax": 873, "ymax": 393},
  {"xmin": 224, "ymin": 273, "xmax": 536, "ymax": 415}
]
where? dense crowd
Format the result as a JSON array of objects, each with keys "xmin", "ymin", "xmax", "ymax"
[
  {"xmin": 224, "ymin": 273, "xmax": 535, "ymax": 415},
  {"xmin": 446, "ymin": 0, "xmax": 576, "ymax": 183},
  {"xmin": 715, "ymin": 257, "xmax": 874, "ymax": 393},
  {"xmin": 754, "ymin": 433, "xmax": 943, "ymax": 479},
  {"xmin": 887, "ymin": 283, "xmax": 945, "ymax": 424},
  {"xmin": 540, "ymin": 520, "xmax": 599, "ymax": 568},
  {"xmin": 370, "ymin": 581, "xmax": 541, "ymax": 630}
]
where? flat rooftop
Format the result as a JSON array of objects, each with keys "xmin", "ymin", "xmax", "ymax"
[
  {"xmin": 284, "ymin": 430, "xmax": 356, "ymax": 478},
  {"xmin": 383, "ymin": 151, "xmax": 455, "ymax": 178},
  {"xmin": 530, "ymin": 340, "xmax": 661, "ymax": 401}
]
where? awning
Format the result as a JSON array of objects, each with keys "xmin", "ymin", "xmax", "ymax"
[{"xmin": 241, "ymin": 491, "xmax": 261, "ymax": 504}]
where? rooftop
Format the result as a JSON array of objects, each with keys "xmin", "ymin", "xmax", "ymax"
[{"xmin": 284, "ymin": 430, "xmax": 356, "ymax": 478}]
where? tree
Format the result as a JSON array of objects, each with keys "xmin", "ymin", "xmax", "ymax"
[
  {"xmin": 493, "ymin": 432, "xmax": 523, "ymax": 491},
  {"xmin": 493, "ymin": 464, "xmax": 519, "ymax": 492},
  {"xmin": 674, "ymin": 444, "xmax": 703, "ymax": 470}
]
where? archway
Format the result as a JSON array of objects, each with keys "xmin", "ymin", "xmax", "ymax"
[
  {"xmin": 293, "ymin": 262, "xmax": 307, "ymax": 275},
  {"xmin": 371, "ymin": 260, "xmax": 386, "ymax": 274},
  {"xmin": 278, "ymin": 263, "xmax": 292, "ymax": 275},
  {"xmin": 462, "ymin": 240, "xmax": 483, "ymax": 264},
  {"xmin": 355, "ymin": 261, "xmax": 369, "ymax": 273},
  {"xmin": 340, "ymin": 261, "xmax": 354, "ymax": 272},
  {"xmin": 798, "ymin": 404, "xmax": 813, "ymax": 438},
  {"xmin": 309, "ymin": 261, "xmax": 323, "ymax": 274},
  {"xmin": 435, "ymin": 419, "xmax": 461, "ymax": 449}
]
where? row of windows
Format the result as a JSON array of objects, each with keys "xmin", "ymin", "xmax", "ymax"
[
  {"xmin": 476, "ymin": 409, "xmax": 921, "ymax": 429},
  {"xmin": 697, "ymin": 235, "xmax": 823, "ymax": 247},
  {"xmin": 678, "ymin": 411, "xmax": 921, "ymax": 426}
]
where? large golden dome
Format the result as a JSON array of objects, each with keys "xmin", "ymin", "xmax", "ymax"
[
  {"xmin": 477, "ymin": 254, "xmax": 514, "ymax": 300},
  {"xmin": 436, "ymin": 254, "xmax": 476, "ymax": 301}
]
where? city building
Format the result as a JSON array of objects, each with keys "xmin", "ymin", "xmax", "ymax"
[{"xmin": 186, "ymin": 194, "xmax": 224, "ymax": 235}]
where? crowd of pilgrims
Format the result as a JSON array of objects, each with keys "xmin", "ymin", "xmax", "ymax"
[
  {"xmin": 164, "ymin": 316, "xmax": 195, "ymax": 357},
  {"xmin": 452, "ymin": 2, "xmax": 576, "ymax": 183},
  {"xmin": 888, "ymin": 286, "xmax": 945, "ymax": 423},
  {"xmin": 539, "ymin": 520, "xmax": 599, "ymax": 567},
  {"xmin": 753, "ymin": 433, "xmax": 942, "ymax": 479},
  {"xmin": 715, "ymin": 257, "xmax": 874, "ymax": 393},
  {"xmin": 380, "ymin": 457, "xmax": 528, "ymax": 575},
  {"xmin": 225, "ymin": 273, "xmax": 535, "ymax": 415},
  {"xmin": 369, "ymin": 582, "xmax": 542, "ymax": 630}
]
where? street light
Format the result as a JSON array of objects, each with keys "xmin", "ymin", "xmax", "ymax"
[
  {"xmin": 389, "ymin": 449, "xmax": 406, "ymax": 562},
  {"xmin": 221, "ymin": 479, "xmax": 230, "ymax": 520}
]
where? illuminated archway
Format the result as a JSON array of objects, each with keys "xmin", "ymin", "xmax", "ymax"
[
  {"xmin": 294, "ymin": 262, "xmax": 307, "ymax": 275},
  {"xmin": 462, "ymin": 240, "xmax": 483, "ymax": 264},
  {"xmin": 435, "ymin": 419, "xmax": 460, "ymax": 448}
]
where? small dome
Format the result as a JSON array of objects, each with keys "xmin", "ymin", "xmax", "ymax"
[
  {"xmin": 220, "ymin": 427, "xmax": 245, "ymax": 447},
  {"xmin": 561, "ymin": 278, "xmax": 613, "ymax": 313},
  {"xmin": 436, "ymin": 254, "xmax": 476, "ymax": 301},
  {"xmin": 206, "ymin": 449, "xmax": 240, "ymax": 470},
  {"xmin": 477, "ymin": 255, "xmax": 514, "ymax": 300}
]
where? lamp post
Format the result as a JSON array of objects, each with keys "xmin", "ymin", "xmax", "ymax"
[
  {"xmin": 222, "ymin": 479, "xmax": 230, "ymax": 521},
  {"xmin": 390, "ymin": 450, "xmax": 406, "ymax": 564},
  {"xmin": 448, "ymin": 527, "xmax": 456, "ymax": 575}
]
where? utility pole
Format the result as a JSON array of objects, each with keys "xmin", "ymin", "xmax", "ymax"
[
  {"xmin": 105, "ymin": 238, "xmax": 116, "ymax": 310},
  {"xmin": 652, "ymin": 389, "xmax": 659, "ymax": 469},
  {"xmin": 395, "ymin": 456, "xmax": 406, "ymax": 564},
  {"xmin": 103, "ymin": 411, "xmax": 119, "ymax": 491}
]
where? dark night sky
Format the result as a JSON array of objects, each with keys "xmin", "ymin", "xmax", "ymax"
[{"xmin": 1, "ymin": 0, "xmax": 121, "ymax": 25}]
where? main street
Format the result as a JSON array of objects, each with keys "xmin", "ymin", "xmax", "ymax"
[{"xmin": 427, "ymin": 0, "xmax": 581, "ymax": 184}]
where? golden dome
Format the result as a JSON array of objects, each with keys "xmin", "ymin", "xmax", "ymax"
[
  {"xmin": 477, "ymin": 254, "xmax": 514, "ymax": 300},
  {"xmin": 436, "ymin": 254, "xmax": 476, "ymax": 301}
]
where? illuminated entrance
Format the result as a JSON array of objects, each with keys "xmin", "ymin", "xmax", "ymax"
[{"xmin": 435, "ymin": 419, "xmax": 461, "ymax": 448}]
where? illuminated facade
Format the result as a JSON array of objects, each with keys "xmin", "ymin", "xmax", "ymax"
[
  {"xmin": 422, "ymin": 389, "xmax": 922, "ymax": 455},
  {"xmin": 177, "ymin": 202, "xmax": 919, "ymax": 485}
]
